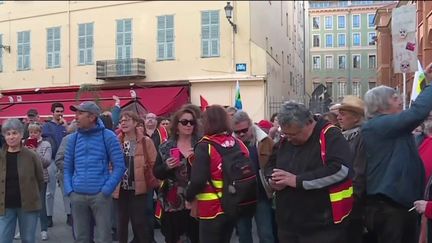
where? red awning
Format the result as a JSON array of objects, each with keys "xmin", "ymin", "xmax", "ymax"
[{"xmin": 0, "ymin": 85, "xmax": 189, "ymax": 122}]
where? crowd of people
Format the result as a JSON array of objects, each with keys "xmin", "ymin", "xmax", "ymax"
[{"xmin": 2, "ymin": 65, "xmax": 432, "ymax": 243}]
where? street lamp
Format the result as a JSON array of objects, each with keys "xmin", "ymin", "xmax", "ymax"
[{"xmin": 224, "ymin": 2, "xmax": 237, "ymax": 33}]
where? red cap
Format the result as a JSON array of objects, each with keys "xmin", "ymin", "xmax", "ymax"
[{"xmin": 258, "ymin": 120, "xmax": 273, "ymax": 131}]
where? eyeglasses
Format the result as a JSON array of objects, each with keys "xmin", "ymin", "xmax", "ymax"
[
  {"xmin": 120, "ymin": 118, "xmax": 133, "ymax": 123},
  {"xmin": 179, "ymin": 119, "xmax": 196, "ymax": 126},
  {"xmin": 234, "ymin": 127, "xmax": 249, "ymax": 135}
]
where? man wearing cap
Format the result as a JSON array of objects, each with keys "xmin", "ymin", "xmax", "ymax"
[
  {"xmin": 337, "ymin": 96, "xmax": 367, "ymax": 243},
  {"xmin": 64, "ymin": 101, "xmax": 125, "ymax": 243}
]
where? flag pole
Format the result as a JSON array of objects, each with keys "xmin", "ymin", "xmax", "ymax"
[{"xmin": 403, "ymin": 72, "xmax": 407, "ymax": 110}]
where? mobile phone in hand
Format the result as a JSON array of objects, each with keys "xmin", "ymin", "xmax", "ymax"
[
  {"xmin": 25, "ymin": 138, "xmax": 38, "ymax": 148},
  {"xmin": 170, "ymin": 148, "xmax": 181, "ymax": 165}
]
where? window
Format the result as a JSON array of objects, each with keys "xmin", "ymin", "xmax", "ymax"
[
  {"xmin": 116, "ymin": 19, "xmax": 132, "ymax": 75},
  {"xmin": 201, "ymin": 10, "xmax": 219, "ymax": 57},
  {"xmin": 337, "ymin": 82, "xmax": 347, "ymax": 98},
  {"xmin": 368, "ymin": 32, "xmax": 376, "ymax": 46},
  {"xmin": 0, "ymin": 34, "xmax": 2, "ymax": 72},
  {"xmin": 325, "ymin": 55, "xmax": 333, "ymax": 69},
  {"xmin": 353, "ymin": 33, "xmax": 361, "ymax": 46},
  {"xmin": 312, "ymin": 16, "xmax": 320, "ymax": 30},
  {"xmin": 352, "ymin": 14, "xmax": 360, "ymax": 29},
  {"xmin": 368, "ymin": 54, "xmax": 376, "ymax": 69},
  {"xmin": 17, "ymin": 31, "xmax": 30, "ymax": 71},
  {"xmin": 325, "ymin": 16, "xmax": 333, "ymax": 30},
  {"xmin": 353, "ymin": 82, "xmax": 360, "ymax": 97},
  {"xmin": 78, "ymin": 23, "xmax": 93, "ymax": 65},
  {"xmin": 46, "ymin": 27, "xmax": 60, "ymax": 68},
  {"xmin": 313, "ymin": 34, "xmax": 320, "ymax": 47},
  {"xmin": 312, "ymin": 55, "xmax": 321, "ymax": 70},
  {"xmin": 157, "ymin": 15, "xmax": 175, "ymax": 60},
  {"xmin": 313, "ymin": 82, "xmax": 321, "ymax": 89},
  {"xmin": 368, "ymin": 81, "xmax": 377, "ymax": 89},
  {"xmin": 116, "ymin": 19, "xmax": 132, "ymax": 60},
  {"xmin": 337, "ymin": 15, "xmax": 346, "ymax": 29},
  {"xmin": 338, "ymin": 55, "xmax": 346, "ymax": 69},
  {"xmin": 325, "ymin": 34, "xmax": 333, "ymax": 48},
  {"xmin": 353, "ymin": 54, "xmax": 361, "ymax": 69},
  {"xmin": 338, "ymin": 33, "xmax": 346, "ymax": 47},
  {"xmin": 368, "ymin": 13, "xmax": 375, "ymax": 28}
]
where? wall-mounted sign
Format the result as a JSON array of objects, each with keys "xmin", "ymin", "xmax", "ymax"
[{"xmin": 236, "ymin": 63, "xmax": 247, "ymax": 72}]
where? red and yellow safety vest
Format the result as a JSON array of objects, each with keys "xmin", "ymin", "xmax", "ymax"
[
  {"xmin": 195, "ymin": 141, "xmax": 225, "ymax": 219},
  {"xmin": 320, "ymin": 124, "xmax": 354, "ymax": 224}
]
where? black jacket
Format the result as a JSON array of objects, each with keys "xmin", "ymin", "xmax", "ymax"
[{"xmin": 268, "ymin": 119, "xmax": 353, "ymax": 230}]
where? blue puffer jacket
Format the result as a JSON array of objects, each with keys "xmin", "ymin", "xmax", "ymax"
[
  {"xmin": 362, "ymin": 85, "xmax": 432, "ymax": 208},
  {"xmin": 63, "ymin": 118, "xmax": 125, "ymax": 196}
]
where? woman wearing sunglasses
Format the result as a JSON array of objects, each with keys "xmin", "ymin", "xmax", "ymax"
[{"xmin": 154, "ymin": 107, "xmax": 200, "ymax": 243}]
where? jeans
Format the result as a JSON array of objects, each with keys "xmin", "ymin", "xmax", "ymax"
[
  {"xmin": 46, "ymin": 162, "xmax": 57, "ymax": 217},
  {"xmin": 237, "ymin": 199, "xmax": 276, "ymax": 243},
  {"xmin": 0, "ymin": 208, "xmax": 39, "ymax": 243},
  {"xmin": 40, "ymin": 183, "xmax": 48, "ymax": 231},
  {"xmin": 70, "ymin": 192, "xmax": 113, "ymax": 243}
]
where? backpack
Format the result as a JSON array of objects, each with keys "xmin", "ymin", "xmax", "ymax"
[{"xmin": 203, "ymin": 138, "xmax": 258, "ymax": 218}]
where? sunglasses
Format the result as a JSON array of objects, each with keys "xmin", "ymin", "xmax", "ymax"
[
  {"xmin": 179, "ymin": 119, "xmax": 196, "ymax": 126},
  {"xmin": 234, "ymin": 127, "xmax": 249, "ymax": 135}
]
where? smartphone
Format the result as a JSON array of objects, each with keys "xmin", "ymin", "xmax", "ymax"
[
  {"xmin": 170, "ymin": 148, "xmax": 181, "ymax": 165},
  {"xmin": 25, "ymin": 138, "xmax": 38, "ymax": 148}
]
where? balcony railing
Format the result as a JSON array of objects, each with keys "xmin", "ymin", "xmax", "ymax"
[{"xmin": 96, "ymin": 58, "xmax": 146, "ymax": 80}]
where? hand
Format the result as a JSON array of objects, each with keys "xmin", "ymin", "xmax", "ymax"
[
  {"xmin": 185, "ymin": 201, "xmax": 192, "ymax": 210},
  {"xmin": 425, "ymin": 63, "xmax": 432, "ymax": 82},
  {"xmin": 166, "ymin": 157, "xmax": 180, "ymax": 169},
  {"xmin": 269, "ymin": 178, "xmax": 286, "ymax": 191},
  {"xmin": 414, "ymin": 200, "xmax": 428, "ymax": 214},
  {"xmin": 113, "ymin": 95, "xmax": 120, "ymax": 106},
  {"xmin": 271, "ymin": 168, "xmax": 297, "ymax": 188}
]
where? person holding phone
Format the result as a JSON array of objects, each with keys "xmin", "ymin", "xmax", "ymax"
[
  {"xmin": 153, "ymin": 107, "xmax": 200, "ymax": 243},
  {"xmin": 28, "ymin": 123, "xmax": 52, "ymax": 240}
]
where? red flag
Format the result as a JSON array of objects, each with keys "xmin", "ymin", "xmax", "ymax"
[{"xmin": 200, "ymin": 95, "xmax": 209, "ymax": 111}]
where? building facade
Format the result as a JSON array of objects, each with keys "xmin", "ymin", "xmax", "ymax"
[
  {"xmin": 376, "ymin": 0, "xmax": 432, "ymax": 102},
  {"xmin": 0, "ymin": 1, "xmax": 305, "ymax": 121},
  {"xmin": 307, "ymin": 0, "xmax": 388, "ymax": 104}
]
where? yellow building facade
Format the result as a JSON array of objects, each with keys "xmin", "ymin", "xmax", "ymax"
[{"xmin": 0, "ymin": 1, "xmax": 305, "ymax": 121}]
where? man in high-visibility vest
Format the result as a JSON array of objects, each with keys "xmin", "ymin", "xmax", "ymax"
[{"xmin": 268, "ymin": 101, "xmax": 353, "ymax": 242}]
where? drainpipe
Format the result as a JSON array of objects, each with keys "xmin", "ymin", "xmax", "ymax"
[
  {"xmin": 68, "ymin": 1, "xmax": 71, "ymax": 85},
  {"xmin": 303, "ymin": 0, "xmax": 306, "ymax": 104}
]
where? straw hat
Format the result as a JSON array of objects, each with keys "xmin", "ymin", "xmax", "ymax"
[{"xmin": 339, "ymin": 95, "xmax": 365, "ymax": 116}]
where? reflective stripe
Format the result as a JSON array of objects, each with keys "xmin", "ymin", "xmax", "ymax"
[
  {"xmin": 196, "ymin": 192, "xmax": 222, "ymax": 200},
  {"xmin": 208, "ymin": 143, "xmax": 211, "ymax": 155},
  {"xmin": 211, "ymin": 180, "xmax": 223, "ymax": 188},
  {"xmin": 329, "ymin": 186, "xmax": 353, "ymax": 202}
]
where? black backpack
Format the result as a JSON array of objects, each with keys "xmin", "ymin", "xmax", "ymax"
[{"xmin": 204, "ymin": 139, "xmax": 258, "ymax": 218}]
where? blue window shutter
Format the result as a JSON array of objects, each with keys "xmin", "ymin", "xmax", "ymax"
[
  {"xmin": 86, "ymin": 49, "xmax": 92, "ymax": 64},
  {"xmin": 79, "ymin": 50, "xmax": 85, "ymax": 64},
  {"xmin": 202, "ymin": 11, "xmax": 210, "ymax": 57},
  {"xmin": 158, "ymin": 43, "xmax": 164, "ymax": 59},
  {"xmin": 210, "ymin": 11, "xmax": 219, "ymax": 56},
  {"xmin": 79, "ymin": 24, "xmax": 85, "ymax": 37}
]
